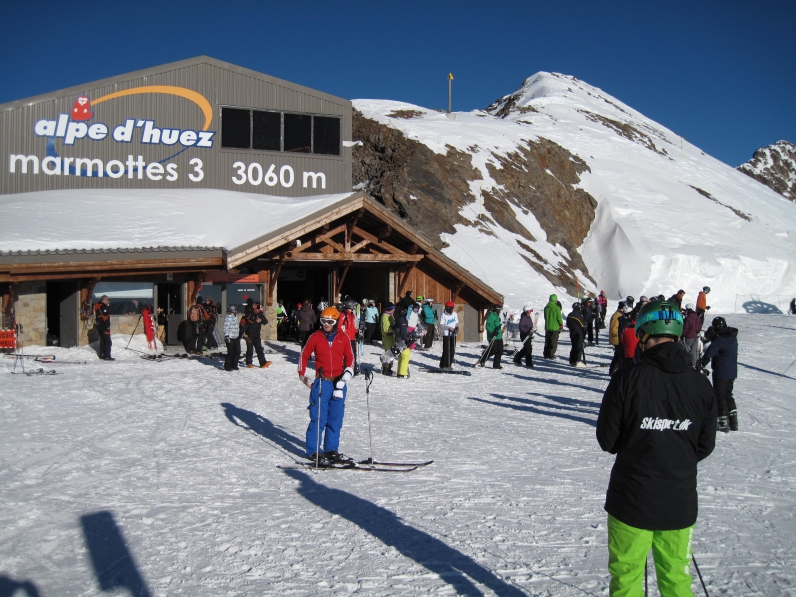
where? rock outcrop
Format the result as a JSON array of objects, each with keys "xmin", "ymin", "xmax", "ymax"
[
  {"xmin": 352, "ymin": 110, "xmax": 598, "ymax": 295},
  {"xmin": 738, "ymin": 140, "xmax": 796, "ymax": 202}
]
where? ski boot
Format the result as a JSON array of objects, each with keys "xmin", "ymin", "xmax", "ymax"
[
  {"xmin": 717, "ymin": 416, "xmax": 729, "ymax": 433},
  {"xmin": 728, "ymin": 410, "xmax": 739, "ymax": 432},
  {"xmin": 324, "ymin": 451, "xmax": 354, "ymax": 465}
]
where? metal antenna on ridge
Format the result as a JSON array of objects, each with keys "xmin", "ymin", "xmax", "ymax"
[{"xmin": 448, "ymin": 73, "xmax": 454, "ymax": 113}]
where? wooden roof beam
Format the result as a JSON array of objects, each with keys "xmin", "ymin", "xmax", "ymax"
[
  {"xmin": 280, "ymin": 253, "xmax": 423, "ymax": 262},
  {"xmin": 351, "ymin": 226, "xmax": 404, "ymax": 255}
]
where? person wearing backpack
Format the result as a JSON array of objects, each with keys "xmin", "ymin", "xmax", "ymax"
[
  {"xmin": 186, "ymin": 299, "xmax": 205, "ymax": 354},
  {"xmin": 422, "ymin": 298, "xmax": 437, "ymax": 349},
  {"xmin": 201, "ymin": 296, "xmax": 219, "ymax": 350}
]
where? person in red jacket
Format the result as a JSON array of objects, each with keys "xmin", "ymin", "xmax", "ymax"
[
  {"xmin": 338, "ymin": 296, "xmax": 360, "ymax": 375},
  {"xmin": 621, "ymin": 317, "xmax": 639, "ymax": 368},
  {"xmin": 298, "ymin": 306, "xmax": 355, "ymax": 464}
]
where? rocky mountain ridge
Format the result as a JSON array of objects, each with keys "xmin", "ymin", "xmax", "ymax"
[
  {"xmin": 737, "ymin": 140, "xmax": 796, "ymax": 202},
  {"xmin": 352, "ymin": 73, "xmax": 796, "ymax": 311}
]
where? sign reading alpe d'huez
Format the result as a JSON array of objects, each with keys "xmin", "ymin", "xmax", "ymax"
[{"xmin": 8, "ymin": 85, "xmax": 328, "ymax": 191}]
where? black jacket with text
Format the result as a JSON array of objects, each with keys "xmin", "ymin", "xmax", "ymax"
[{"xmin": 596, "ymin": 341, "xmax": 717, "ymax": 530}]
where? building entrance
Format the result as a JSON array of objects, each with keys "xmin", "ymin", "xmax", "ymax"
[{"xmin": 46, "ymin": 281, "xmax": 79, "ymax": 347}]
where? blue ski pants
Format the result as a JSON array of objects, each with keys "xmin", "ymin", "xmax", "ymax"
[{"xmin": 306, "ymin": 378, "xmax": 347, "ymax": 456}]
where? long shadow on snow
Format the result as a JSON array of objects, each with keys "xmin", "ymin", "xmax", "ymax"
[
  {"xmin": 504, "ymin": 372, "xmax": 603, "ymax": 395},
  {"xmin": 81, "ymin": 511, "xmax": 152, "ymax": 597},
  {"xmin": 221, "ymin": 403, "xmax": 305, "ymax": 457},
  {"xmin": 469, "ymin": 394, "xmax": 597, "ymax": 427},
  {"xmin": 282, "ymin": 469, "xmax": 525, "ymax": 597},
  {"xmin": 738, "ymin": 361, "xmax": 796, "ymax": 381},
  {"xmin": 0, "ymin": 576, "xmax": 41, "ymax": 597},
  {"xmin": 517, "ymin": 362, "xmax": 609, "ymax": 383},
  {"xmin": 264, "ymin": 341, "xmax": 301, "ymax": 365}
]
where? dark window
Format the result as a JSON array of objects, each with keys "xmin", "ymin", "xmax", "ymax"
[
  {"xmin": 221, "ymin": 108, "xmax": 251, "ymax": 149},
  {"xmin": 253, "ymin": 110, "xmax": 281, "ymax": 151},
  {"xmin": 283, "ymin": 113, "xmax": 312, "ymax": 153},
  {"xmin": 313, "ymin": 116, "xmax": 340, "ymax": 155}
]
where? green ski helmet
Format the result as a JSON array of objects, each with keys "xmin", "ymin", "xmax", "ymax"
[{"xmin": 634, "ymin": 299, "xmax": 683, "ymax": 343}]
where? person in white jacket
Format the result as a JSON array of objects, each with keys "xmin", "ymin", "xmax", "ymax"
[
  {"xmin": 439, "ymin": 301, "xmax": 459, "ymax": 370},
  {"xmin": 223, "ymin": 305, "xmax": 241, "ymax": 371}
]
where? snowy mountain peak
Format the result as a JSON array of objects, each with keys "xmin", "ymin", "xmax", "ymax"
[
  {"xmin": 353, "ymin": 73, "xmax": 796, "ymax": 313},
  {"xmin": 737, "ymin": 140, "xmax": 796, "ymax": 201}
]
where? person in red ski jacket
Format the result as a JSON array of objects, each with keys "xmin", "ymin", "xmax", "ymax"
[
  {"xmin": 297, "ymin": 306, "xmax": 355, "ymax": 463},
  {"xmin": 338, "ymin": 296, "xmax": 360, "ymax": 375}
]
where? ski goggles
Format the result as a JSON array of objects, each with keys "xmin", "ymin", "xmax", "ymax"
[{"xmin": 319, "ymin": 317, "xmax": 338, "ymax": 326}]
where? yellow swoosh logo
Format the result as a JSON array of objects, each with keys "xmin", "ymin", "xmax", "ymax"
[{"xmin": 91, "ymin": 85, "xmax": 213, "ymax": 130}]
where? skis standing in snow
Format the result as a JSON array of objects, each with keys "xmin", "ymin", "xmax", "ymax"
[
  {"xmin": 597, "ymin": 298, "xmax": 716, "ymax": 596},
  {"xmin": 297, "ymin": 306, "xmax": 355, "ymax": 464}
]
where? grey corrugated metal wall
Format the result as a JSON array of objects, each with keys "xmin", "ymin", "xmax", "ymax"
[{"xmin": 0, "ymin": 57, "xmax": 352, "ymax": 196}]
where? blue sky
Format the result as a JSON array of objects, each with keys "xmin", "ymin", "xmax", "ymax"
[{"xmin": 2, "ymin": 0, "xmax": 793, "ymax": 167}]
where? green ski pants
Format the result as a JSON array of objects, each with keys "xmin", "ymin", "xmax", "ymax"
[{"xmin": 607, "ymin": 514, "xmax": 695, "ymax": 597}]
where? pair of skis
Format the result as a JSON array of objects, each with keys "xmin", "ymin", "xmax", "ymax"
[{"xmin": 278, "ymin": 458, "xmax": 433, "ymax": 473}]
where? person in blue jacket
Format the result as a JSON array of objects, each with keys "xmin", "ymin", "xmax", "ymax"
[{"xmin": 701, "ymin": 316, "xmax": 739, "ymax": 432}]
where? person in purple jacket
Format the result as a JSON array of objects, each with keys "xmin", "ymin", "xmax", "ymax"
[
  {"xmin": 681, "ymin": 303, "xmax": 702, "ymax": 367},
  {"xmin": 512, "ymin": 306, "xmax": 536, "ymax": 367}
]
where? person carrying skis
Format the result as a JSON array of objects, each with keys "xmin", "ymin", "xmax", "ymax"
[
  {"xmin": 439, "ymin": 300, "xmax": 459, "ymax": 370},
  {"xmin": 543, "ymin": 294, "xmax": 563, "ymax": 359},
  {"xmin": 242, "ymin": 303, "xmax": 271, "ymax": 369},
  {"xmin": 223, "ymin": 304, "xmax": 241, "ymax": 371},
  {"xmin": 421, "ymin": 298, "xmax": 437, "ymax": 349},
  {"xmin": 681, "ymin": 303, "xmax": 702, "ymax": 368},
  {"xmin": 696, "ymin": 286, "xmax": 711, "ymax": 323},
  {"xmin": 339, "ymin": 297, "xmax": 360, "ymax": 375},
  {"xmin": 597, "ymin": 298, "xmax": 716, "ymax": 597},
  {"xmin": 512, "ymin": 306, "xmax": 535, "ymax": 367},
  {"xmin": 94, "ymin": 295, "xmax": 114, "ymax": 361},
  {"xmin": 477, "ymin": 305, "xmax": 504, "ymax": 369},
  {"xmin": 701, "ymin": 316, "xmax": 739, "ymax": 432},
  {"xmin": 297, "ymin": 306, "xmax": 355, "ymax": 464},
  {"xmin": 566, "ymin": 302, "xmax": 586, "ymax": 367},
  {"xmin": 380, "ymin": 303, "xmax": 396, "ymax": 375}
]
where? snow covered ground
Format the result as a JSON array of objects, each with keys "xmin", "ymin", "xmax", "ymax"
[{"xmin": 2, "ymin": 314, "xmax": 795, "ymax": 596}]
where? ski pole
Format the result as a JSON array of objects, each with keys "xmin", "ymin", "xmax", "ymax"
[
  {"xmin": 692, "ymin": 554, "xmax": 710, "ymax": 597},
  {"xmin": 315, "ymin": 367, "xmax": 323, "ymax": 470},
  {"xmin": 364, "ymin": 369, "xmax": 375, "ymax": 464},
  {"xmin": 125, "ymin": 313, "xmax": 143, "ymax": 350},
  {"xmin": 644, "ymin": 555, "xmax": 648, "ymax": 596}
]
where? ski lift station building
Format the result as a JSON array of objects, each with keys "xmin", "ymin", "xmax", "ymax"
[{"xmin": 0, "ymin": 56, "xmax": 501, "ymax": 349}]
